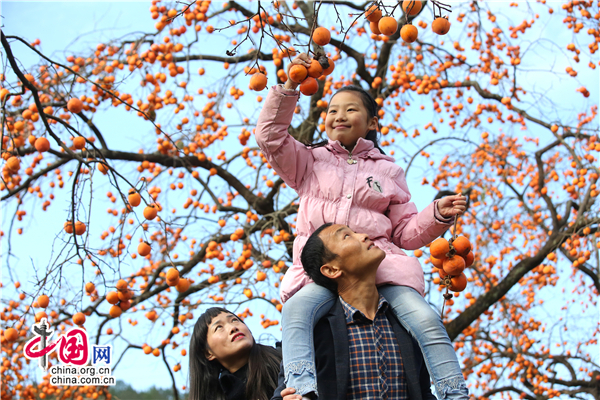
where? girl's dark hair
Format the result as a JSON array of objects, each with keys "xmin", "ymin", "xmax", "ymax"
[
  {"xmin": 300, "ymin": 223, "xmax": 339, "ymax": 294},
  {"xmin": 189, "ymin": 307, "xmax": 281, "ymax": 400},
  {"xmin": 308, "ymin": 85, "xmax": 385, "ymax": 155}
]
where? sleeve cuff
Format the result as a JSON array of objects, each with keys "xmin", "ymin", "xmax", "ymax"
[
  {"xmin": 434, "ymin": 200, "xmax": 454, "ymax": 224},
  {"xmin": 274, "ymin": 84, "xmax": 299, "ymax": 96}
]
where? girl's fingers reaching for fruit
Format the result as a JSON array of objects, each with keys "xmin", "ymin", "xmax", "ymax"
[{"xmin": 291, "ymin": 53, "xmax": 312, "ymax": 68}]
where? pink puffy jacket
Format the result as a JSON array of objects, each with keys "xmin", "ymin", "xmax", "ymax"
[{"xmin": 255, "ymin": 85, "xmax": 452, "ymax": 303}]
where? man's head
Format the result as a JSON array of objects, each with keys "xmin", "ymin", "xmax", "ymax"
[{"xmin": 301, "ymin": 223, "xmax": 386, "ymax": 293}]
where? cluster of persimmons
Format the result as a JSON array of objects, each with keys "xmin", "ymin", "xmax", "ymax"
[{"xmin": 1, "ymin": 0, "xmax": 599, "ymax": 399}]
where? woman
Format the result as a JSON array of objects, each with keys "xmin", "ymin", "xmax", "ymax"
[{"xmin": 189, "ymin": 307, "xmax": 281, "ymax": 400}]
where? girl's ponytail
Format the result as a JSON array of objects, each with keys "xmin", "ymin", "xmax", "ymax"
[{"xmin": 365, "ymin": 128, "xmax": 385, "ymax": 155}]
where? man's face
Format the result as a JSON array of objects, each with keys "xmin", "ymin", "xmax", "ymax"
[{"xmin": 319, "ymin": 224, "xmax": 386, "ymax": 278}]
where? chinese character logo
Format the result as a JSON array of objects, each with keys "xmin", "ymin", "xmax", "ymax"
[
  {"xmin": 92, "ymin": 345, "xmax": 111, "ymax": 365},
  {"xmin": 24, "ymin": 318, "xmax": 90, "ymax": 371}
]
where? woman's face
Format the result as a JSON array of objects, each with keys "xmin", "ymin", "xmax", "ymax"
[
  {"xmin": 205, "ymin": 312, "xmax": 253, "ymax": 371},
  {"xmin": 325, "ymin": 91, "xmax": 378, "ymax": 151}
]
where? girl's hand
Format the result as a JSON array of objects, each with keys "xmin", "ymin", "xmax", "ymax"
[
  {"xmin": 284, "ymin": 53, "xmax": 312, "ymax": 90},
  {"xmin": 281, "ymin": 387, "xmax": 302, "ymax": 400},
  {"xmin": 437, "ymin": 194, "xmax": 467, "ymax": 218}
]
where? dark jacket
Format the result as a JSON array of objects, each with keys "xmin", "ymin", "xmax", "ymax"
[
  {"xmin": 272, "ymin": 299, "xmax": 436, "ymax": 400},
  {"xmin": 219, "ymin": 364, "xmax": 248, "ymax": 400},
  {"xmin": 221, "ymin": 343, "xmax": 282, "ymax": 400}
]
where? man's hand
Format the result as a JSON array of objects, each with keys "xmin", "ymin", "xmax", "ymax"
[
  {"xmin": 437, "ymin": 194, "xmax": 467, "ymax": 218},
  {"xmin": 281, "ymin": 387, "xmax": 302, "ymax": 400},
  {"xmin": 284, "ymin": 53, "xmax": 312, "ymax": 91}
]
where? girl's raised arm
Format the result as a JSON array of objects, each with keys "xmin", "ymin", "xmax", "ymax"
[
  {"xmin": 386, "ymin": 167, "xmax": 453, "ymax": 250},
  {"xmin": 255, "ymin": 84, "xmax": 315, "ymax": 191}
]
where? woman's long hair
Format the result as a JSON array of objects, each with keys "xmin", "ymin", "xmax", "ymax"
[
  {"xmin": 308, "ymin": 85, "xmax": 386, "ymax": 155},
  {"xmin": 188, "ymin": 307, "xmax": 281, "ymax": 400}
]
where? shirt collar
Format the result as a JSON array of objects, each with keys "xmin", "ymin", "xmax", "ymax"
[
  {"xmin": 327, "ymin": 136, "xmax": 373, "ymax": 156},
  {"xmin": 326, "ymin": 137, "xmax": 395, "ymax": 162},
  {"xmin": 340, "ymin": 294, "xmax": 388, "ymax": 325}
]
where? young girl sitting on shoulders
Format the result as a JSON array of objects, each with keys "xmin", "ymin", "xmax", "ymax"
[{"xmin": 255, "ymin": 52, "xmax": 469, "ymax": 400}]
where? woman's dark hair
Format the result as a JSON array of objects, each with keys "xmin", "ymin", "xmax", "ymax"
[
  {"xmin": 188, "ymin": 307, "xmax": 281, "ymax": 400},
  {"xmin": 300, "ymin": 223, "xmax": 339, "ymax": 294},
  {"xmin": 308, "ymin": 85, "xmax": 385, "ymax": 155}
]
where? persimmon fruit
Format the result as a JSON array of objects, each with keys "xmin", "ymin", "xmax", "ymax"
[
  {"xmin": 430, "ymin": 238, "xmax": 449, "ymax": 259},
  {"xmin": 37, "ymin": 295, "xmax": 49, "ymax": 308},
  {"xmin": 35, "ymin": 137, "xmax": 50, "ymax": 152},
  {"xmin": 463, "ymin": 250, "xmax": 474, "ymax": 267},
  {"xmin": 365, "ymin": 4, "xmax": 382, "ymax": 22},
  {"xmin": 138, "ymin": 241, "xmax": 151, "ymax": 257},
  {"xmin": 6, "ymin": 157, "xmax": 20, "ymax": 173},
  {"xmin": 370, "ymin": 21, "xmax": 382, "ymax": 35},
  {"xmin": 64, "ymin": 221, "xmax": 74, "ymax": 234},
  {"xmin": 167, "ymin": 268, "xmax": 180, "ymax": 286},
  {"xmin": 430, "ymin": 255, "xmax": 444, "ymax": 269},
  {"xmin": 300, "ymin": 77, "xmax": 318, "ymax": 96},
  {"xmin": 438, "ymin": 267, "xmax": 449, "ymax": 279},
  {"xmin": 120, "ymin": 300, "xmax": 131, "ymax": 311},
  {"xmin": 451, "ymin": 236, "xmax": 471, "ymax": 256},
  {"xmin": 400, "ymin": 24, "xmax": 418, "ymax": 43},
  {"xmin": 321, "ymin": 58, "xmax": 335, "ymax": 75},
  {"xmin": 35, "ymin": 311, "xmax": 48, "ymax": 322},
  {"xmin": 402, "ymin": 0, "xmax": 423, "ymax": 16},
  {"xmin": 4, "ymin": 328, "xmax": 18, "ymax": 342},
  {"xmin": 432, "ymin": 17, "xmax": 451, "ymax": 35},
  {"xmin": 73, "ymin": 136, "xmax": 86, "ymax": 150},
  {"xmin": 106, "ymin": 291, "xmax": 119, "ymax": 305},
  {"xmin": 74, "ymin": 221, "xmax": 86, "ymax": 235},
  {"xmin": 85, "ymin": 282, "xmax": 95, "ymax": 294},
  {"xmin": 109, "ymin": 305, "xmax": 123, "ymax": 318},
  {"xmin": 67, "ymin": 98, "xmax": 84, "ymax": 114},
  {"xmin": 143, "ymin": 205, "xmax": 158, "ymax": 220},
  {"xmin": 249, "ymin": 72, "xmax": 268, "ymax": 91},
  {"xmin": 128, "ymin": 189, "xmax": 141, "ymax": 207},
  {"xmin": 98, "ymin": 162, "xmax": 109, "ymax": 175},
  {"xmin": 256, "ymin": 271, "xmax": 267, "ymax": 281},
  {"xmin": 289, "ymin": 65, "xmax": 308, "ymax": 83},
  {"xmin": 378, "ymin": 16, "xmax": 398, "ymax": 36},
  {"xmin": 312, "ymin": 27, "xmax": 331, "ymax": 46},
  {"xmin": 72, "ymin": 312, "xmax": 86, "ymax": 326},
  {"xmin": 116, "ymin": 279, "xmax": 128, "ymax": 291},
  {"xmin": 176, "ymin": 278, "xmax": 191, "ymax": 293},
  {"xmin": 307, "ymin": 59, "xmax": 323, "ymax": 78},
  {"xmin": 449, "ymin": 273, "xmax": 467, "ymax": 292},
  {"xmin": 443, "ymin": 255, "xmax": 466, "ymax": 276}
]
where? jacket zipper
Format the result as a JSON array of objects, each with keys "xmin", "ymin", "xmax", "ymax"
[{"xmin": 347, "ymin": 151, "xmax": 357, "ymax": 164}]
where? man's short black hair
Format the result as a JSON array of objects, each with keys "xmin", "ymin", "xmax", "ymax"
[{"xmin": 300, "ymin": 223, "xmax": 339, "ymax": 294}]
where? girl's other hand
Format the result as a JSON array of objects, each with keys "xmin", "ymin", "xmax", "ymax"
[
  {"xmin": 284, "ymin": 53, "xmax": 312, "ymax": 90},
  {"xmin": 437, "ymin": 194, "xmax": 467, "ymax": 218},
  {"xmin": 281, "ymin": 387, "xmax": 302, "ymax": 400}
]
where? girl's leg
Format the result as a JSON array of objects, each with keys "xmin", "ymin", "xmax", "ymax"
[
  {"xmin": 379, "ymin": 285, "xmax": 469, "ymax": 400},
  {"xmin": 281, "ymin": 283, "xmax": 335, "ymax": 396}
]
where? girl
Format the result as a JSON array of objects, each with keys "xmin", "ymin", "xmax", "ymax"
[
  {"xmin": 189, "ymin": 307, "xmax": 281, "ymax": 400},
  {"xmin": 254, "ymin": 53, "xmax": 468, "ymax": 400}
]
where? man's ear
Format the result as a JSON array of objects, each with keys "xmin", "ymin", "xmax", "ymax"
[{"xmin": 320, "ymin": 263, "xmax": 342, "ymax": 280}]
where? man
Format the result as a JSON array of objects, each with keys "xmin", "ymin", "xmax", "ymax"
[{"xmin": 273, "ymin": 223, "xmax": 437, "ymax": 400}]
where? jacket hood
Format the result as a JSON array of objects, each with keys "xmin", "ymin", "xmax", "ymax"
[{"xmin": 326, "ymin": 137, "xmax": 395, "ymax": 162}]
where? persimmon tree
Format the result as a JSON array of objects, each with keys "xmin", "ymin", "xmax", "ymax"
[{"xmin": 1, "ymin": 1, "xmax": 599, "ymax": 399}]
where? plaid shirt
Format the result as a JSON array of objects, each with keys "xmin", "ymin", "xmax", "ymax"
[{"xmin": 340, "ymin": 295, "xmax": 408, "ymax": 400}]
